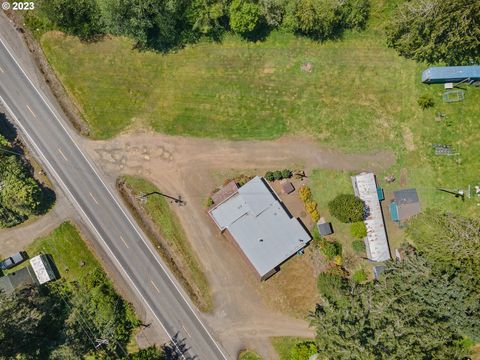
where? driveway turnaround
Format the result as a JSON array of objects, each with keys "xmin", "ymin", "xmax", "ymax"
[{"xmin": 0, "ymin": 37, "xmax": 227, "ymax": 360}]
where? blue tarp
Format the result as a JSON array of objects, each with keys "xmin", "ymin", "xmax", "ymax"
[
  {"xmin": 389, "ymin": 202, "xmax": 399, "ymax": 222},
  {"xmin": 377, "ymin": 187, "xmax": 384, "ymax": 201},
  {"xmin": 422, "ymin": 66, "xmax": 480, "ymax": 84}
]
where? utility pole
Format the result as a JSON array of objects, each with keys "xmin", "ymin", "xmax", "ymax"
[{"xmin": 138, "ymin": 191, "xmax": 186, "ymax": 206}]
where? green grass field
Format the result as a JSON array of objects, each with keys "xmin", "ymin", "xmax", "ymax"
[{"xmin": 120, "ymin": 175, "xmax": 212, "ymax": 312}]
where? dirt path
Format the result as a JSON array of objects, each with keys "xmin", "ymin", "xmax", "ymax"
[
  {"xmin": 84, "ymin": 131, "xmax": 395, "ymax": 358},
  {"xmin": 0, "ymin": 189, "xmax": 75, "ymax": 257}
]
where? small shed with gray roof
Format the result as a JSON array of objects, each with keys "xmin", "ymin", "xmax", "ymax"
[
  {"xmin": 390, "ymin": 188, "xmax": 421, "ymax": 222},
  {"xmin": 209, "ymin": 176, "xmax": 311, "ymax": 280}
]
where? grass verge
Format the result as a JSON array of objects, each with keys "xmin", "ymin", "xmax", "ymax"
[
  {"xmin": 238, "ymin": 349, "xmax": 263, "ymax": 360},
  {"xmin": 271, "ymin": 337, "xmax": 315, "ymax": 360},
  {"xmin": 117, "ymin": 175, "xmax": 213, "ymax": 312}
]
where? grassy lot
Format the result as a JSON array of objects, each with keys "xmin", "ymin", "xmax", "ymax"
[
  {"xmin": 120, "ymin": 175, "xmax": 212, "ymax": 312},
  {"xmin": 271, "ymin": 337, "xmax": 315, "ymax": 360},
  {"xmin": 238, "ymin": 350, "xmax": 263, "ymax": 360},
  {"xmin": 27, "ymin": 222, "xmax": 99, "ymax": 281},
  {"xmin": 35, "ymin": 0, "xmax": 431, "ymax": 146}
]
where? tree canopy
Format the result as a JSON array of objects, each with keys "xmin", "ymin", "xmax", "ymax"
[
  {"xmin": 328, "ymin": 193, "xmax": 364, "ymax": 223},
  {"xmin": 386, "ymin": 0, "xmax": 480, "ymax": 65},
  {"xmin": 310, "ymin": 249, "xmax": 478, "ymax": 359},
  {"xmin": 0, "ymin": 132, "xmax": 48, "ymax": 228},
  {"xmin": 33, "ymin": 0, "xmax": 371, "ymax": 51}
]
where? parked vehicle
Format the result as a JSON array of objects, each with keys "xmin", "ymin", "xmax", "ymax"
[{"xmin": 0, "ymin": 252, "xmax": 28, "ymax": 270}]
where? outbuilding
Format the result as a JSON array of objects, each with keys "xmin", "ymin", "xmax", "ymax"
[
  {"xmin": 209, "ymin": 176, "xmax": 311, "ymax": 280},
  {"xmin": 317, "ymin": 218, "xmax": 333, "ymax": 236},
  {"xmin": 422, "ymin": 66, "xmax": 480, "ymax": 84},
  {"xmin": 390, "ymin": 188, "xmax": 421, "ymax": 222}
]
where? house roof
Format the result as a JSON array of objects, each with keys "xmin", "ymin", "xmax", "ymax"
[
  {"xmin": 422, "ymin": 66, "xmax": 480, "ymax": 82},
  {"xmin": 0, "ymin": 266, "xmax": 37, "ymax": 295},
  {"xmin": 30, "ymin": 255, "xmax": 55, "ymax": 285},
  {"xmin": 211, "ymin": 181, "xmax": 238, "ymax": 205},
  {"xmin": 393, "ymin": 188, "xmax": 421, "ymax": 221},
  {"xmin": 209, "ymin": 176, "xmax": 311, "ymax": 278},
  {"xmin": 317, "ymin": 222, "xmax": 333, "ymax": 236},
  {"xmin": 352, "ymin": 172, "xmax": 390, "ymax": 262}
]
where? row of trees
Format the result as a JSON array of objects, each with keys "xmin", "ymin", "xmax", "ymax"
[
  {"xmin": 35, "ymin": 0, "xmax": 371, "ymax": 50},
  {"xmin": 0, "ymin": 131, "xmax": 50, "ymax": 228}
]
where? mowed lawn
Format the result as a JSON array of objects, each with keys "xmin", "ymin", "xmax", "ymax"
[{"xmin": 41, "ymin": 15, "xmax": 418, "ymax": 150}]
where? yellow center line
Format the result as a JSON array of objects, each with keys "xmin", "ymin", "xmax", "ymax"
[
  {"xmin": 150, "ymin": 280, "xmax": 160, "ymax": 293},
  {"xmin": 120, "ymin": 235, "xmax": 129, "ymax": 249},
  {"xmin": 89, "ymin": 192, "xmax": 99, "ymax": 205},
  {"xmin": 26, "ymin": 104, "xmax": 36, "ymax": 118},
  {"xmin": 57, "ymin": 147, "xmax": 68, "ymax": 161}
]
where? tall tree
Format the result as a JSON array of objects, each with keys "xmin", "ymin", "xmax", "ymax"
[
  {"xmin": 39, "ymin": 0, "xmax": 103, "ymax": 40},
  {"xmin": 310, "ymin": 250, "xmax": 477, "ymax": 359},
  {"xmin": 229, "ymin": 0, "xmax": 261, "ymax": 34},
  {"xmin": 386, "ymin": 0, "xmax": 480, "ymax": 64},
  {"xmin": 100, "ymin": 0, "xmax": 192, "ymax": 51}
]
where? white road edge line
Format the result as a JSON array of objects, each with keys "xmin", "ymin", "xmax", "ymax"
[
  {"xmin": 89, "ymin": 192, "xmax": 99, "ymax": 205},
  {"xmin": 0, "ymin": 37, "xmax": 227, "ymax": 360},
  {"xmin": 120, "ymin": 235, "xmax": 129, "ymax": 249},
  {"xmin": 57, "ymin": 147, "xmax": 68, "ymax": 161},
  {"xmin": 26, "ymin": 104, "xmax": 36, "ymax": 118}
]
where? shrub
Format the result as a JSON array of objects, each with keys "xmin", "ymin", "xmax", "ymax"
[
  {"xmin": 299, "ymin": 186, "xmax": 312, "ymax": 202},
  {"xmin": 305, "ymin": 200, "xmax": 317, "ymax": 213},
  {"xmin": 418, "ymin": 94, "xmax": 434, "ymax": 109},
  {"xmin": 273, "ymin": 170, "xmax": 283, "ymax": 180},
  {"xmin": 290, "ymin": 341, "xmax": 318, "ymax": 360},
  {"xmin": 320, "ymin": 238, "xmax": 342, "ymax": 260},
  {"xmin": 334, "ymin": 255, "xmax": 343, "ymax": 266},
  {"xmin": 328, "ymin": 194, "xmax": 364, "ymax": 223},
  {"xmin": 281, "ymin": 169, "xmax": 293, "ymax": 179},
  {"xmin": 264, "ymin": 171, "xmax": 275, "ymax": 182},
  {"xmin": 352, "ymin": 239, "xmax": 365, "ymax": 254},
  {"xmin": 205, "ymin": 197, "xmax": 214, "ymax": 208},
  {"xmin": 310, "ymin": 209, "xmax": 320, "ymax": 222},
  {"xmin": 350, "ymin": 221, "xmax": 367, "ymax": 238},
  {"xmin": 352, "ymin": 268, "xmax": 367, "ymax": 283}
]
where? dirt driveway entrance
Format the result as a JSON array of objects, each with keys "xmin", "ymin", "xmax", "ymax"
[{"xmin": 84, "ymin": 132, "xmax": 395, "ymax": 359}]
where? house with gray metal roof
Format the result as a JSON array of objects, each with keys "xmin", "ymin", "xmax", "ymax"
[
  {"xmin": 209, "ymin": 176, "xmax": 311, "ymax": 280},
  {"xmin": 352, "ymin": 172, "xmax": 390, "ymax": 262}
]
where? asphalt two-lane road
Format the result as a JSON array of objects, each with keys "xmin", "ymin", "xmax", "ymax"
[{"xmin": 0, "ymin": 37, "xmax": 227, "ymax": 360}]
